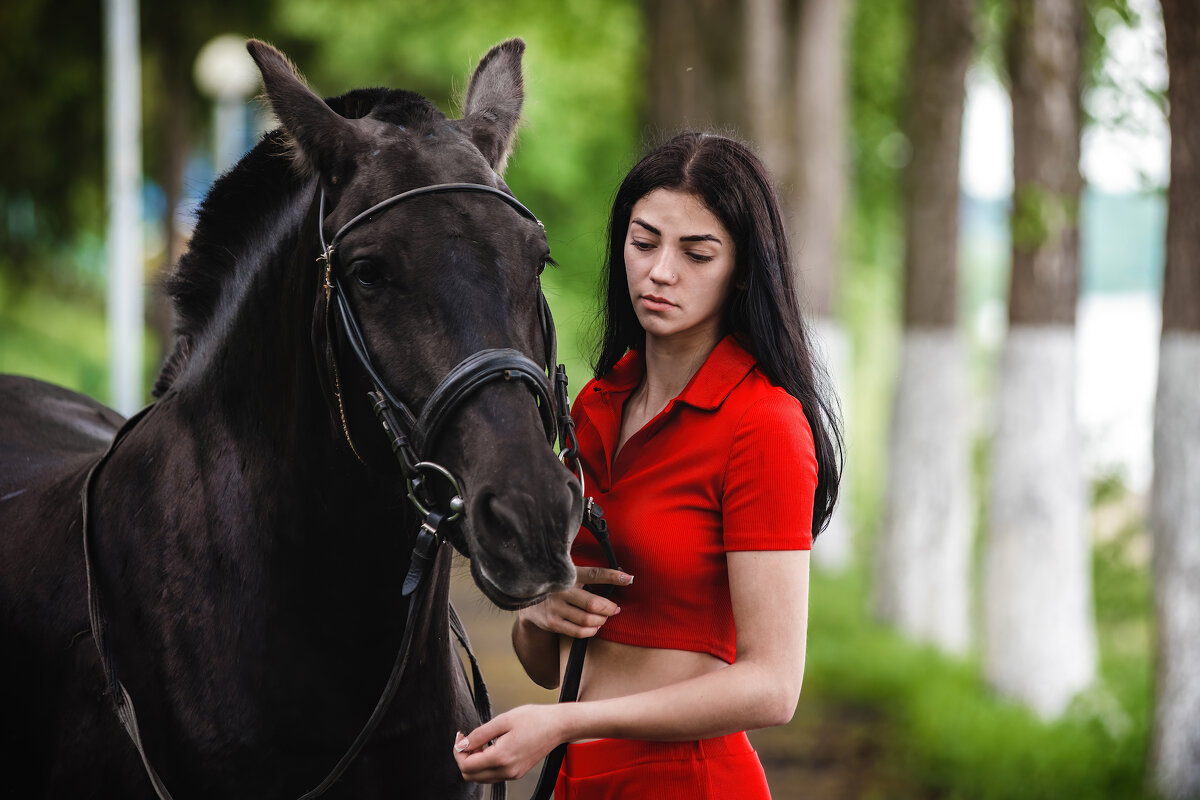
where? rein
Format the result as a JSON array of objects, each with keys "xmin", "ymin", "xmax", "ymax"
[{"xmin": 82, "ymin": 180, "xmax": 583, "ymax": 800}]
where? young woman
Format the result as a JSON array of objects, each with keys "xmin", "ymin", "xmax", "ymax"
[{"xmin": 453, "ymin": 132, "xmax": 843, "ymax": 798}]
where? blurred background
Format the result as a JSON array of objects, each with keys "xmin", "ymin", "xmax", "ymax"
[{"xmin": 1, "ymin": 0, "xmax": 1193, "ymax": 797}]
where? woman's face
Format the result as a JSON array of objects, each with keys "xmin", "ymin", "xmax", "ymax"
[{"xmin": 624, "ymin": 188, "xmax": 738, "ymax": 346}]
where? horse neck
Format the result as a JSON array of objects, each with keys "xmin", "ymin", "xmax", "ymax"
[
  {"xmin": 178, "ymin": 194, "xmax": 335, "ymax": 457},
  {"xmin": 163, "ymin": 191, "xmax": 419, "ymax": 584}
]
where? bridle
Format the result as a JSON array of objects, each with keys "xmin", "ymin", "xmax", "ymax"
[
  {"xmin": 316, "ymin": 182, "xmax": 576, "ymax": 532},
  {"xmin": 82, "ymin": 180, "xmax": 586, "ymax": 800}
]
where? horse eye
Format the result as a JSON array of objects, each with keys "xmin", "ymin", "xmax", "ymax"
[
  {"xmin": 351, "ymin": 261, "xmax": 383, "ymax": 288},
  {"xmin": 539, "ymin": 255, "xmax": 558, "ymax": 276}
]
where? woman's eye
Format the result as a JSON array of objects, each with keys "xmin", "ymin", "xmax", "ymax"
[
  {"xmin": 351, "ymin": 261, "xmax": 383, "ymax": 288},
  {"xmin": 630, "ymin": 240, "xmax": 654, "ymax": 251},
  {"xmin": 687, "ymin": 252, "xmax": 715, "ymax": 263}
]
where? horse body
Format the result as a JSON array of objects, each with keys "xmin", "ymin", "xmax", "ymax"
[{"xmin": 0, "ymin": 39, "xmax": 576, "ymax": 799}]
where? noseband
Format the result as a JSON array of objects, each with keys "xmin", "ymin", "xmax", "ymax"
[{"xmin": 317, "ymin": 183, "xmax": 577, "ymax": 533}]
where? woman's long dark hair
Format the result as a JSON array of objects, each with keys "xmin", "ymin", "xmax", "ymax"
[{"xmin": 595, "ymin": 131, "xmax": 844, "ymax": 537}]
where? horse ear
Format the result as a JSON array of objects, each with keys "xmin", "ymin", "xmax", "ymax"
[
  {"xmin": 246, "ymin": 39, "xmax": 360, "ymax": 183},
  {"xmin": 461, "ymin": 39, "xmax": 526, "ymax": 175}
]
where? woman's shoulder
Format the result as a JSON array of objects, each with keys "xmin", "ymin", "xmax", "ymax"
[
  {"xmin": 726, "ymin": 370, "xmax": 814, "ymax": 452},
  {"xmin": 731, "ymin": 364, "xmax": 805, "ymax": 417}
]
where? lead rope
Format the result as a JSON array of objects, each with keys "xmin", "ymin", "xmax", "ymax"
[{"xmin": 526, "ymin": 500, "xmax": 618, "ymax": 800}]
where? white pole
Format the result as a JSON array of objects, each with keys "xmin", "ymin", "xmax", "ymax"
[
  {"xmin": 104, "ymin": 0, "xmax": 144, "ymax": 416},
  {"xmin": 195, "ymin": 35, "xmax": 261, "ymax": 174}
]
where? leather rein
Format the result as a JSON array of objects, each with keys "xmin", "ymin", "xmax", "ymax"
[{"xmin": 82, "ymin": 181, "xmax": 589, "ymax": 800}]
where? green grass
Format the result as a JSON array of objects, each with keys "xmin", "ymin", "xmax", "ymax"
[
  {"xmin": 801, "ymin": 498, "xmax": 1154, "ymax": 800},
  {"xmin": 0, "ymin": 272, "xmax": 160, "ymax": 403}
]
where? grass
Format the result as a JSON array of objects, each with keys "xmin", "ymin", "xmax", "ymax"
[
  {"xmin": 789, "ymin": 477, "xmax": 1156, "ymax": 800},
  {"xmin": 0, "ymin": 271, "xmax": 160, "ymax": 403}
]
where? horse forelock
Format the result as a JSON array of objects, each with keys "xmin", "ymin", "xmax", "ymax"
[
  {"xmin": 328, "ymin": 87, "xmax": 445, "ymax": 130},
  {"xmin": 152, "ymin": 88, "xmax": 448, "ymax": 397}
]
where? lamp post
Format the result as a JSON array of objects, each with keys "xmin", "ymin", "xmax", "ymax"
[
  {"xmin": 194, "ymin": 35, "xmax": 260, "ymax": 174},
  {"xmin": 104, "ymin": 0, "xmax": 143, "ymax": 416}
]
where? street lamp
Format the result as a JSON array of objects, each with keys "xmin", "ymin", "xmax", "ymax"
[{"xmin": 194, "ymin": 35, "xmax": 260, "ymax": 174}]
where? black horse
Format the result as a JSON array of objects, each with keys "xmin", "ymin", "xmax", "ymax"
[{"xmin": 0, "ymin": 40, "xmax": 580, "ymax": 799}]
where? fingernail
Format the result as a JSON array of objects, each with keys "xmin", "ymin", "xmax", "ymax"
[
  {"xmin": 455, "ymin": 737, "xmax": 470, "ymax": 752},
  {"xmin": 620, "ymin": 573, "xmax": 634, "ymax": 584}
]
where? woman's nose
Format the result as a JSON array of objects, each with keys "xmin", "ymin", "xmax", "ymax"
[{"xmin": 648, "ymin": 252, "xmax": 676, "ymax": 284}]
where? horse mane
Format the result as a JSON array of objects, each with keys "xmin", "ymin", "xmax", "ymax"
[{"xmin": 152, "ymin": 88, "xmax": 445, "ymax": 398}]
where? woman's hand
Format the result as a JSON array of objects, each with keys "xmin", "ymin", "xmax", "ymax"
[
  {"xmin": 518, "ymin": 566, "xmax": 632, "ymax": 639},
  {"xmin": 453, "ymin": 704, "xmax": 570, "ymax": 784}
]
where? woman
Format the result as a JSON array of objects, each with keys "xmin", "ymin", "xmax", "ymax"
[{"xmin": 453, "ymin": 132, "xmax": 842, "ymax": 797}]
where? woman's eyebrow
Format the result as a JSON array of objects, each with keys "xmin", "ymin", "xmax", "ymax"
[
  {"xmin": 680, "ymin": 233, "xmax": 722, "ymax": 244},
  {"xmin": 631, "ymin": 218, "xmax": 723, "ymax": 245},
  {"xmin": 631, "ymin": 218, "xmax": 660, "ymax": 235}
]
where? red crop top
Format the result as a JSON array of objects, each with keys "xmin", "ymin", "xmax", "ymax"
[{"xmin": 569, "ymin": 335, "xmax": 817, "ymax": 664}]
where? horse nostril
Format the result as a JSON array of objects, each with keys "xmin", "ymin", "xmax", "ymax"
[
  {"xmin": 476, "ymin": 491, "xmax": 514, "ymax": 537},
  {"xmin": 471, "ymin": 488, "xmax": 575, "ymax": 588}
]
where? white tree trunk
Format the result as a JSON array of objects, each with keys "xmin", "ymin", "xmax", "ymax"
[
  {"xmin": 984, "ymin": 324, "xmax": 1097, "ymax": 718},
  {"xmin": 873, "ymin": 328, "xmax": 972, "ymax": 652},
  {"xmin": 1151, "ymin": 331, "xmax": 1200, "ymax": 799},
  {"xmin": 811, "ymin": 316, "xmax": 854, "ymax": 571}
]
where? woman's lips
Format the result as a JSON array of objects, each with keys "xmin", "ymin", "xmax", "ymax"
[{"xmin": 640, "ymin": 294, "xmax": 675, "ymax": 311}]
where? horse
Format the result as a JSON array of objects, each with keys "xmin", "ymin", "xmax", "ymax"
[{"xmin": 0, "ymin": 39, "xmax": 581, "ymax": 799}]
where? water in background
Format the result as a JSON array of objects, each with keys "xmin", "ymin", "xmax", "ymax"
[{"xmin": 962, "ymin": 189, "xmax": 1165, "ymax": 492}]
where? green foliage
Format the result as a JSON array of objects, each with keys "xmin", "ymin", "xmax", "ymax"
[
  {"xmin": 0, "ymin": 0, "xmax": 105, "ymax": 285},
  {"xmin": 1011, "ymin": 182, "xmax": 1079, "ymax": 251},
  {"xmin": 841, "ymin": 231, "xmax": 903, "ymax": 546},
  {"xmin": 806, "ymin": 557, "xmax": 1154, "ymax": 799},
  {"xmin": 0, "ymin": 270, "xmax": 160, "ymax": 401},
  {"xmin": 847, "ymin": 0, "xmax": 912, "ymax": 277}
]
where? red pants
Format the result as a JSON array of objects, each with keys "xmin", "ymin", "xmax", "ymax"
[{"xmin": 554, "ymin": 731, "xmax": 771, "ymax": 799}]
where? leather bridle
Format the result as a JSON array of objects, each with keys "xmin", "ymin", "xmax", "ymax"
[{"xmin": 316, "ymin": 182, "xmax": 575, "ymax": 531}]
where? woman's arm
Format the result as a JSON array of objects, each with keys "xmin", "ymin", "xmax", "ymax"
[
  {"xmin": 511, "ymin": 566, "xmax": 633, "ymax": 689},
  {"xmin": 457, "ymin": 549, "xmax": 810, "ymax": 783}
]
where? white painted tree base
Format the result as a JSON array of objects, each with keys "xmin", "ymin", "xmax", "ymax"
[
  {"xmin": 810, "ymin": 317, "xmax": 853, "ymax": 571},
  {"xmin": 1151, "ymin": 331, "xmax": 1200, "ymax": 799},
  {"xmin": 984, "ymin": 325, "xmax": 1097, "ymax": 719},
  {"xmin": 873, "ymin": 328, "xmax": 972, "ymax": 654}
]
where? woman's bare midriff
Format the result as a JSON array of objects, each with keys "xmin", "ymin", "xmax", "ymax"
[{"xmin": 559, "ymin": 636, "xmax": 729, "ymax": 741}]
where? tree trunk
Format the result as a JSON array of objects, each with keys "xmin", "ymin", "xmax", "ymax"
[
  {"xmin": 645, "ymin": 0, "xmax": 746, "ymax": 134},
  {"xmin": 744, "ymin": 0, "xmax": 791, "ymax": 179},
  {"xmin": 872, "ymin": 0, "xmax": 974, "ymax": 651},
  {"xmin": 148, "ymin": 14, "xmax": 192, "ymax": 362},
  {"xmin": 791, "ymin": 0, "xmax": 854, "ymax": 570},
  {"xmin": 1151, "ymin": 0, "xmax": 1200, "ymax": 795},
  {"xmin": 983, "ymin": 0, "xmax": 1096, "ymax": 718}
]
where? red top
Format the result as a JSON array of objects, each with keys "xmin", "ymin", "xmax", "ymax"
[{"xmin": 569, "ymin": 335, "xmax": 817, "ymax": 664}]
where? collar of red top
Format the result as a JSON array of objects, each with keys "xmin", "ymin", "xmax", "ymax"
[{"xmin": 586, "ymin": 334, "xmax": 758, "ymax": 411}]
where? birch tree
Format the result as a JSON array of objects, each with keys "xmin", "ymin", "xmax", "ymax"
[
  {"xmin": 982, "ymin": 0, "xmax": 1097, "ymax": 718},
  {"xmin": 745, "ymin": 0, "xmax": 854, "ymax": 569},
  {"xmin": 873, "ymin": 0, "xmax": 975, "ymax": 653},
  {"xmin": 792, "ymin": 0, "xmax": 854, "ymax": 570},
  {"xmin": 1151, "ymin": 0, "xmax": 1200, "ymax": 794}
]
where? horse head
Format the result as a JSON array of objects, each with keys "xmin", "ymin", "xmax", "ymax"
[{"xmin": 248, "ymin": 40, "xmax": 580, "ymax": 609}]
